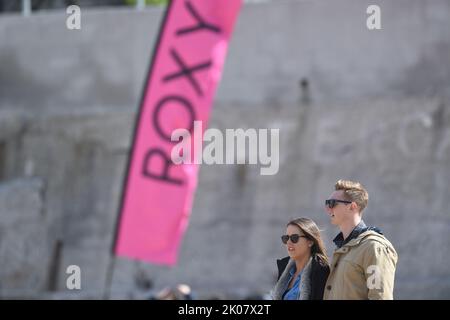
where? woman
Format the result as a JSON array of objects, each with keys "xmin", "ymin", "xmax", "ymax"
[{"xmin": 271, "ymin": 217, "xmax": 330, "ymax": 300}]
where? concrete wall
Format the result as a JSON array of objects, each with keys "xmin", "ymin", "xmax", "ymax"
[{"xmin": 1, "ymin": 0, "xmax": 450, "ymax": 299}]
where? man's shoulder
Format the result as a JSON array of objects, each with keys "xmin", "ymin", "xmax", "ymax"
[{"xmin": 357, "ymin": 230, "xmax": 397, "ymax": 256}]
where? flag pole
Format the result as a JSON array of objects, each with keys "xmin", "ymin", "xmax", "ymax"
[
  {"xmin": 103, "ymin": 256, "xmax": 116, "ymax": 299},
  {"xmin": 103, "ymin": 0, "xmax": 174, "ymax": 300}
]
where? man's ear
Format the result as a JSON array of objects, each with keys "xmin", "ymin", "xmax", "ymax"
[{"xmin": 350, "ymin": 202, "xmax": 358, "ymax": 211}]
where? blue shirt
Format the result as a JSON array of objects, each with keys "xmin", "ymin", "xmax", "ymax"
[{"xmin": 282, "ymin": 265, "xmax": 303, "ymax": 300}]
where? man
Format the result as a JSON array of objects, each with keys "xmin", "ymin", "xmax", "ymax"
[{"xmin": 323, "ymin": 179, "xmax": 398, "ymax": 300}]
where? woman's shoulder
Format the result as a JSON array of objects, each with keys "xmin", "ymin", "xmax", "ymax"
[
  {"xmin": 276, "ymin": 256, "xmax": 290, "ymax": 280},
  {"xmin": 312, "ymin": 255, "xmax": 330, "ymax": 272},
  {"xmin": 277, "ymin": 256, "xmax": 290, "ymax": 265}
]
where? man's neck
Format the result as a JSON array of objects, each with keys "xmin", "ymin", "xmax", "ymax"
[{"xmin": 339, "ymin": 216, "xmax": 362, "ymax": 240}]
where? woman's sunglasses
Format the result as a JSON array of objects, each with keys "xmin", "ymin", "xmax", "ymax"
[
  {"xmin": 325, "ymin": 199, "xmax": 352, "ymax": 208},
  {"xmin": 281, "ymin": 234, "xmax": 307, "ymax": 244}
]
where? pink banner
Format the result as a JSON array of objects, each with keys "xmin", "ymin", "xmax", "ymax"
[{"xmin": 114, "ymin": 0, "xmax": 242, "ymax": 265}]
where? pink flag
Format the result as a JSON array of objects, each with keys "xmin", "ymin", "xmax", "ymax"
[{"xmin": 114, "ymin": 0, "xmax": 242, "ymax": 265}]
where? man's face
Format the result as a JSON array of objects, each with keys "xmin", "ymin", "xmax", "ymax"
[{"xmin": 325, "ymin": 190, "xmax": 352, "ymax": 226}]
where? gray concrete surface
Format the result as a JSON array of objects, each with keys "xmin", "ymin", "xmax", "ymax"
[{"xmin": 1, "ymin": 0, "xmax": 450, "ymax": 299}]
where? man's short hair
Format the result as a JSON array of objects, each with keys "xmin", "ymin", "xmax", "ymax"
[{"xmin": 335, "ymin": 179, "xmax": 369, "ymax": 213}]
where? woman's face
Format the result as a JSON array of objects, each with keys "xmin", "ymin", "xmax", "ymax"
[{"xmin": 284, "ymin": 224, "xmax": 313, "ymax": 261}]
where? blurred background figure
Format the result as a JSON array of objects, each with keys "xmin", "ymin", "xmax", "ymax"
[{"xmin": 152, "ymin": 284, "xmax": 194, "ymax": 300}]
